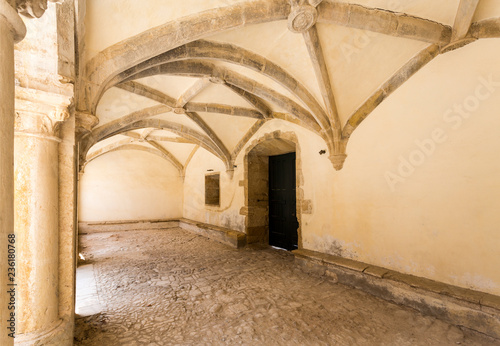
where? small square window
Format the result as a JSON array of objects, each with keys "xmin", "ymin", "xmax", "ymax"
[{"xmin": 205, "ymin": 173, "xmax": 220, "ymax": 206}]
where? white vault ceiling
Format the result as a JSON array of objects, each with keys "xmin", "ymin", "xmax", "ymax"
[{"xmin": 81, "ymin": 0, "xmax": 500, "ymax": 174}]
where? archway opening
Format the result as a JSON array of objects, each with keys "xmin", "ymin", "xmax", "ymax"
[{"xmin": 244, "ymin": 132, "xmax": 303, "ymax": 249}]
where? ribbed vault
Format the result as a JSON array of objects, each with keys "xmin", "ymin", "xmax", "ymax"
[{"xmin": 78, "ymin": 0, "xmax": 500, "ymax": 174}]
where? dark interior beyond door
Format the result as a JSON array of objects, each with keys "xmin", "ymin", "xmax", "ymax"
[{"xmin": 269, "ymin": 152, "xmax": 298, "ymax": 250}]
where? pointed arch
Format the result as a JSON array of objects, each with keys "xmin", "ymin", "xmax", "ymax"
[
  {"xmin": 105, "ymin": 40, "xmax": 329, "ymax": 129},
  {"xmin": 342, "ymin": 44, "xmax": 440, "ymax": 139},
  {"xmin": 94, "ymin": 119, "xmax": 232, "ymax": 170},
  {"xmin": 84, "ymin": 141, "xmax": 184, "ymax": 176},
  {"xmin": 81, "ymin": 0, "xmax": 292, "ymax": 113},
  {"xmin": 119, "ymin": 60, "xmax": 322, "ymax": 133}
]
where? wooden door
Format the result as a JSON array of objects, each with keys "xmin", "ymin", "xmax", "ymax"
[{"xmin": 269, "ymin": 152, "xmax": 298, "ymax": 250}]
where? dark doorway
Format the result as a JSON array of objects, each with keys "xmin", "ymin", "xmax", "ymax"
[{"xmin": 269, "ymin": 152, "xmax": 298, "ymax": 250}]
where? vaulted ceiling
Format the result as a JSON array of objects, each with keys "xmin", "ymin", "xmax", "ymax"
[{"xmin": 78, "ymin": 0, "xmax": 500, "ymax": 175}]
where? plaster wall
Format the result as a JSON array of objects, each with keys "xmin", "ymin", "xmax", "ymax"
[
  {"xmin": 79, "ymin": 150, "xmax": 183, "ymax": 222},
  {"xmin": 81, "ymin": 0, "xmax": 500, "ymax": 296},
  {"xmin": 319, "ymin": 39, "xmax": 500, "ymax": 296},
  {"xmin": 182, "ymin": 119, "xmax": 332, "ymax": 239},
  {"xmin": 182, "ymin": 39, "xmax": 500, "ymax": 296},
  {"xmin": 183, "ymin": 149, "xmax": 246, "ymax": 232}
]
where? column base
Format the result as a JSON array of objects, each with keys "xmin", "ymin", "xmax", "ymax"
[{"xmin": 15, "ymin": 319, "xmax": 73, "ymax": 346}]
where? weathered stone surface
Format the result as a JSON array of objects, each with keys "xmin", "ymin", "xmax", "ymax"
[
  {"xmin": 0, "ymin": 4, "xmax": 25, "ymax": 345},
  {"xmin": 79, "ymin": 220, "xmax": 180, "ymax": 234},
  {"xmin": 295, "ymin": 248, "xmax": 500, "ymax": 340},
  {"xmin": 451, "ymin": 0, "xmax": 480, "ymax": 42},
  {"xmin": 243, "ymin": 131, "xmax": 305, "ymax": 247},
  {"xmin": 363, "ymin": 265, "xmax": 389, "ymax": 278},
  {"xmin": 180, "ymin": 219, "xmax": 246, "ymax": 248},
  {"xmin": 74, "ymin": 228, "xmax": 497, "ymax": 345},
  {"xmin": 16, "ymin": 0, "xmax": 56, "ymax": 19},
  {"xmin": 14, "ymin": 110, "xmax": 61, "ymax": 337},
  {"xmin": 470, "ymin": 17, "xmax": 500, "ymax": 39},
  {"xmin": 82, "ymin": 0, "xmax": 291, "ymax": 112},
  {"xmin": 287, "ymin": 5, "xmax": 317, "ymax": 33},
  {"xmin": 317, "ymin": 2, "xmax": 452, "ymax": 44}
]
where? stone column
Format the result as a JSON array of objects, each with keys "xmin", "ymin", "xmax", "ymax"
[
  {"xmin": 0, "ymin": 2, "xmax": 25, "ymax": 345},
  {"xmin": 14, "ymin": 104, "xmax": 70, "ymax": 344}
]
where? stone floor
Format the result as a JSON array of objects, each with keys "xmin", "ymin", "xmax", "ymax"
[{"xmin": 74, "ymin": 228, "xmax": 498, "ymax": 345}]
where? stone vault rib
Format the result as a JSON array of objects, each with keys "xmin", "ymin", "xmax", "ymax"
[
  {"xmin": 318, "ymin": 1, "xmax": 452, "ymax": 45},
  {"xmin": 82, "ymin": 0, "xmax": 292, "ymax": 113},
  {"xmin": 82, "ymin": 0, "xmax": 454, "ymax": 114},
  {"xmin": 112, "ymin": 80, "xmax": 254, "ymax": 163},
  {"xmin": 451, "ymin": 0, "xmax": 481, "ymax": 42},
  {"xmin": 121, "ymin": 131, "xmax": 194, "ymax": 144},
  {"xmin": 469, "ymin": 17, "xmax": 500, "ymax": 39},
  {"xmin": 113, "ymin": 80, "xmax": 257, "ymax": 161},
  {"xmin": 106, "ymin": 40, "xmax": 328, "ymax": 129},
  {"xmin": 117, "ymin": 81, "xmax": 263, "ymax": 119},
  {"xmin": 81, "ymin": 116, "xmax": 231, "ymax": 173},
  {"xmin": 301, "ymin": 23, "xmax": 344, "ymax": 166},
  {"xmin": 230, "ymin": 119, "xmax": 267, "ymax": 162},
  {"xmin": 223, "ymin": 84, "xmax": 272, "ymax": 118},
  {"xmin": 103, "ymin": 118, "xmax": 232, "ymax": 171},
  {"xmin": 92, "ymin": 105, "xmax": 172, "ymax": 141},
  {"xmin": 117, "ymin": 81, "xmax": 177, "ymax": 105},
  {"xmin": 184, "ymin": 111, "xmax": 231, "ymax": 167},
  {"xmin": 342, "ymin": 44, "xmax": 440, "ymax": 139},
  {"xmin": 145, "ymin": 140, "xmax": 184, "ymax": 175},
  {"xmin": 302, "ymin": 25, "xmax": 339, "ymax": 132},
  {"xmin": 85, "ymin": 142, "xmax": 184, "ymax": 176},
  {"xmin": 182, "ymin": 145, "xmax": 200, "ymax": 177},
  {"xmin": 121, "ymin": 60, "xmax": 322, "ymax": 134},
  {"xmin": 175, "ymin": 78, "xmax": 211, "ymax": 108}
]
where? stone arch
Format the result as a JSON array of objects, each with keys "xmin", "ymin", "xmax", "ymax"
[
  {"xmin": 118, "ymin": 60, "xmax": 322, "ymax": 133},
  {"xmin": 82, "ymin": 118, "xmax": 231, "ymax": 171},
  {"xmin": 241, "ymin": 130, "xmax": 304, "ymax": 248},
  {"xmin": 83, "ymin": 143, "xmax": 184, "ymax": 177},
  {"xmin": 81, "ymin": 0, "xmax": 291, "ymax": 113},
  {"xmin": 105, "ymin": 40, "xmax": 329, "ymax": 130}
]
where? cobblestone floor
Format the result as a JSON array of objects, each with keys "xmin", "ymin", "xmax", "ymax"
[{"xmin": 74, "ymin": 228, "xmax": 497, "ymax": 345}]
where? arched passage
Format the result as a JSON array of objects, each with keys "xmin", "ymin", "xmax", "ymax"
[{"xmin": 243, "ymin": 131, "xmax": 304, "ymax": 248}]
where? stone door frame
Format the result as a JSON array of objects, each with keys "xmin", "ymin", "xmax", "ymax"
[{"xmin": 241, "ymin": 130, "xmax": 305, "ymax": 248}]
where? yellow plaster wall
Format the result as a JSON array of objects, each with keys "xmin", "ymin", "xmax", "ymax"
[
  {"xmin": 79, "ymin": 150, "xmax": 183, "ymax": 222},
  {"xmin": 320, "ymin": 39, "xmax": 500, "ymax": 296},
  {"xmin": 182, "ymin": 39, "xmax": 500, "ymax": 295},
  {"xmin": 183, "ymin": 149, "xmax": 246, "ymax": 232}
]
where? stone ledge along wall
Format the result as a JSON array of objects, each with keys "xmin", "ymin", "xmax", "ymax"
[{"xmin": 183, "ymin": 112, "xmax": 500, "ymax": 298}]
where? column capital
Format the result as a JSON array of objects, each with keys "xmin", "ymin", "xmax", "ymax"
[
  {"xmin": 329, "ymin": 153, "xmax": 347, "ymax": 171},
  {"xmin": 0, "ymin": 0, "xmax": 26, "ymax": 42},
  {"xmin": 15, "ymin": 107, "xmax": 69, "ymax": 140},
  {"xmin": 75, "ymin": 110, "xmax": 99, "ymax": 134},
  {"xmin": 16, "ymin": 0, "xmax": 58, "ymax": 19},
  {"xmin": 75, "ymin": 111, "xmax": 98, "ymax": 173},
  {"xmin": 15, "ymin": 86, "xmax": 72, "ymax": 139}
]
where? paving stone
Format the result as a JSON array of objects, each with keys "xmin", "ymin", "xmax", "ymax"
[{"xmin": 74, "ymin": 228, "xmax": 498, "ymax": 345}]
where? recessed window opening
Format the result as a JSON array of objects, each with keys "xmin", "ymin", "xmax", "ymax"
[{"xmin": 205, "ymin": 173, "xmax": 220, "ymax": 206}]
